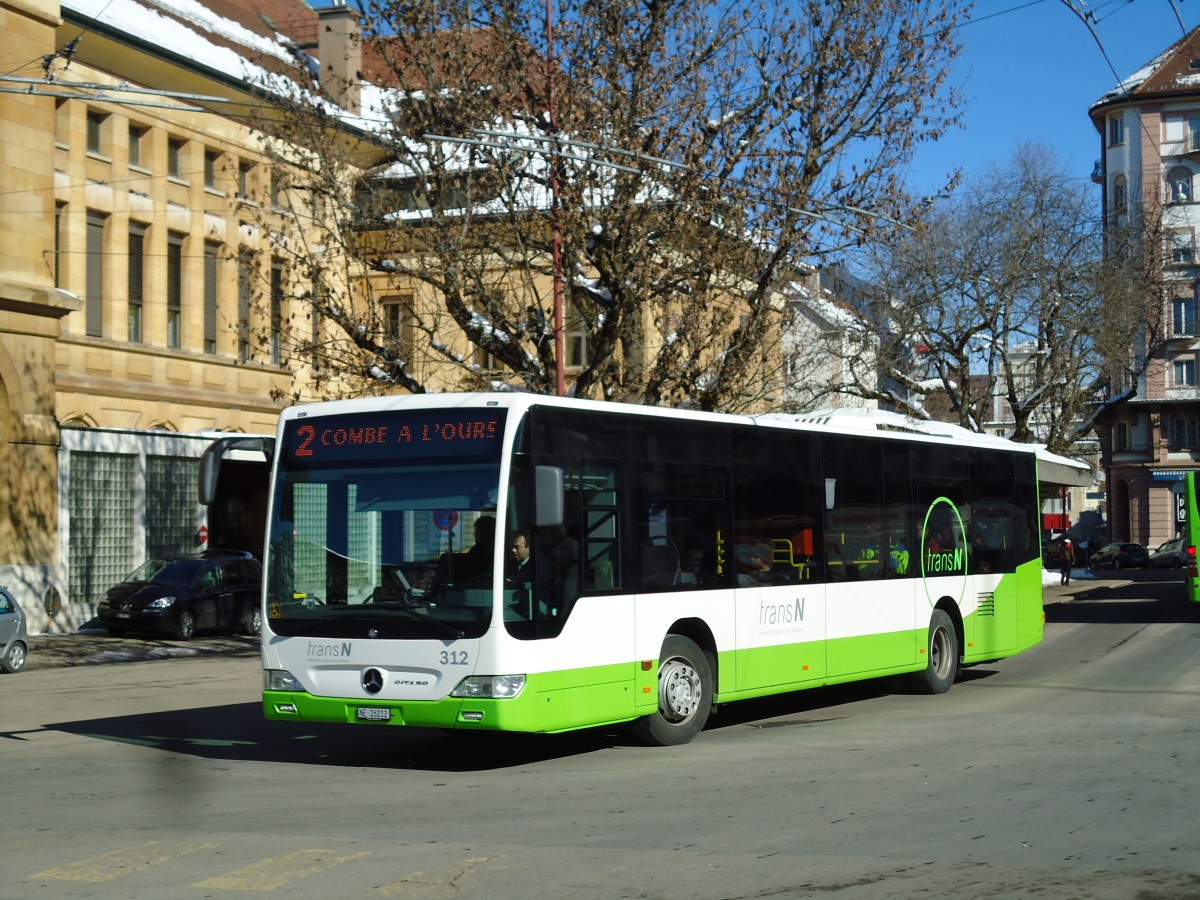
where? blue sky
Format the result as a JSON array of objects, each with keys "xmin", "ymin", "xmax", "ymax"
[{"xmin": 903, "ymin": 0, "xmax": 1200, "ymax": 197}]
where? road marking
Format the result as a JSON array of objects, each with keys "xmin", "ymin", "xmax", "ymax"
[
  {"xmin": 377, "ymin": 856, "xmax": 497, "ymax": 896},
  {"xmin": 195, "ymin": 848, "xmax": 369, "ymax": 891},
  {"xmin": 31, "ymin": 841, "xmax": 215, "ymax": 882}
]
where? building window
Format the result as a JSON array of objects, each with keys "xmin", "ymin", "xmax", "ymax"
[
  {"xmin": 238, "ymin": 252, "xmax": 254, "ymax": 362},
  {"xmin": 1171, "ymin": 230, "xmax": 1196, "ymax": 266},
  {"xmin": 566, "ymin": 300, "xmax": 589, "ymax": 368},
  {"xmin": 85, "ymin": 210, "xmax": 106, "ymax": 337},
  {"xmin": 1109, "ymin": 114, "xmax": 1125, "ymax": 146},
  {"xmin": 1112, "ymin": 173, "xmax": 1127, "ymax": 212},
  {"xmin": 1170, "ymin": 166, "xmax": 1193, "ymax": 203},
  {"xmin": 1169, "ymin": 417, "xmax": 1200, "ymax": 450},
  {"xmin": 270, "ymin": 261, "xmax": 284, "ymax": 365},
  {"xmin": 238, "ymin": 162, "xmax": 253, "ymax": 199},
  {"xmin": 1175, "ymin": 357, "xmax": 1197, "ymax": 386},
  {"xmin": 128, "ymin": 125, "xmax": 148, "ymax": 168},
  {"xmin": 86, "ymin": 111, "xmax": 106, "ymax": 155},
  {"xmin": 204, "ymin": 151, "xmax": 220, "ymax": 190},
  {"xmin": 470, "ymin": 291, "xmax": 506, "ymax": 371},
  {"xmin": 1114, "ymin": 422, "xmax": 1129, "ymax": 451},
  {"xmin": 54, "ymin": 202, "xmax": 65, "ymax": 288},
  {"xmin": 128, "ymin": 223, "xmax": 146, "ymax": 343},
  {"xmin": 381, "ymin": 294, "xmax": 414, "ymax": 363},
  {"xmin": 1174, "ymin": 294, "xmax": 1197, "ymax": 336},
  {"xmin": 204, "ymin": 241, "xmax": 219, "ymax": 354},
  {"xmin": 167, "ymin": 138, "xmax": 185, "ymax": 179},
  {"xmin": 167, "ymin": 231, "xmax": 184, "ymax": 348}
]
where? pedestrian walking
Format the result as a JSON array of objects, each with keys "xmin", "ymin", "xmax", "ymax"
[{"xmin": 1060, "ymin": 538, "xmax": 1073, "ymax": 586}]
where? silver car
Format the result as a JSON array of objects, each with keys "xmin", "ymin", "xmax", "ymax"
[
  {"xmin": 1149, "ymin": 538, "xmax": 1188, "ymax": 568},
  {"xmin": 0, "ymin": 586, "xmax": 29, "ymax": 673}
]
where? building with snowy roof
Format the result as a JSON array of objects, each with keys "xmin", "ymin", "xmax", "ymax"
[{"xmin": 1089, "ymin": 25, "xmax": 1200, "ymax": 550}]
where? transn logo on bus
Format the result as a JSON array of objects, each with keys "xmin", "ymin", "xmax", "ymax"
[{"xmin": 307, "ymin": 640, "xmax": 352, "ymax": 659}]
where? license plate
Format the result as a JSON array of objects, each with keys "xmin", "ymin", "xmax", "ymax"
[
  {"xmin": 356, "ymin": 707, "xmax": 391, "ymax": 722},
  {"xmin": 117, "ymin": 612, "xmax": 131, "ymax": 619}
]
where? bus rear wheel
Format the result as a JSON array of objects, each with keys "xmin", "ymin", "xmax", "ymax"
[
  {"xmin": 910, "ymin": 609, "xmax": 959, "ymax": 694},
  {"xmin": 632, "ymin": 635, "xmax": 712, "ymax": 746}
]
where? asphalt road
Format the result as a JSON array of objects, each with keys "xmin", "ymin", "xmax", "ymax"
[{"xmin": 3, "ymin": 571, "xmax": 1198, "ymax": 899}]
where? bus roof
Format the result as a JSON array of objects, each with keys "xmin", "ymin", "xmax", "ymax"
[{"xmin": 278, "ymin": 392, "xmax": 1072, "ymax": 465}]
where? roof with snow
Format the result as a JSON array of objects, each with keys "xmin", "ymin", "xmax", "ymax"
[{"xmin": 1091, "ymin": 24, "xmax": 1200, "ymax": 110}]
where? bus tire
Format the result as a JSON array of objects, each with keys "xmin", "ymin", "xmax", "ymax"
[
  {"xmin": 632, "ymin": 635, "xmax": 712, "ymax": 746},
  {"xmin": 910, "ymin": 609, "xmax": 959, "ymax": 694}
]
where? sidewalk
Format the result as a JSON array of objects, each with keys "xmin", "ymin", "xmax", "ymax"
[{"xmin": 21, "ymin": 625, "xmax": 259, "ymax": 672}]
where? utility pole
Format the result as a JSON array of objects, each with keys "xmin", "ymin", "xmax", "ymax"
[{"xmin": 546, "ymin": 0, "xmax": 565, "ymax": 397}]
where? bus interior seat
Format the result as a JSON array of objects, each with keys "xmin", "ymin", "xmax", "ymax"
[{"xmin": 641, "ymin": 538, "xmax": 679, "ymax": 589}]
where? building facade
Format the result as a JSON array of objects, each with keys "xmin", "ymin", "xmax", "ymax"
[
  {"xmin": 1090, "ymin": 27, "xmax": 1200, "ymax": 550},
  {"xmin": 0, "ymin": 0, "xmax": 350, "ymax": 631}
]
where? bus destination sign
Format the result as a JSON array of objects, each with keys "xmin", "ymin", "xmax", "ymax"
[{"xmin": 284, "ymin": 409, "xmax": 506, "ymax": 462}]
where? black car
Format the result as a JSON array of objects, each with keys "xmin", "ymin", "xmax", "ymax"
[
  {"xmin": 1087, "ymin": 542, "xmax": 1149, "ymax": 571},
  {"xmin": 97, "ymin": 552, "xmax": 262, "ymax": 640}
]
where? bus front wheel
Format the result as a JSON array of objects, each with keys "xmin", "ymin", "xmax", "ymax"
[
  {"xmin": 632, "ymin": 635, "xmax": 713, "ymax": 746},
  {"xmin": 910, "ymin": 609, "xmax": 959, "ymax": 694}
]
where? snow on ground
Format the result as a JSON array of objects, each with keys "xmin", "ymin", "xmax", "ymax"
[{"xmin": 1042, "ymin": 565, "xmax": 1096, "ymax": 587}]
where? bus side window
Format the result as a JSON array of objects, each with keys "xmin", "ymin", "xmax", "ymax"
[
  {"xmin": 822, "ymin": 437, "xmax": 886, "ymax": 583},
  {"xmin": 638, "ymin": 463, "xmax": 733, "ymax": 591},
  {"xmin": 731, "ymin": 427, "xmax": 823, "ymax": 586}
]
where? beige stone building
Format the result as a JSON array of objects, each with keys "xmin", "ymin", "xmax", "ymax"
[{"xmin": 0, "ymin": 0, "xmax": 356, "ymax": 631}]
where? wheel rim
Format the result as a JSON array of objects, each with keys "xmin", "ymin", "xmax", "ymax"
[
  {"xmin": 178, "ymin": 612, "xmax": 195, "ymax": 639},
  {"xmin": 658, "ymin": 656, "xmax": 703, "ymax": 723},
  {"xmin": 930, "ymin": 625, "xmax": 953, "ymax": 681},
  {"xmin": 8, "ymin": 644, "xmax": 26, "ymax": 671},
  {"xmin": 248, "ymin": 608, "xmax": 261, "ymax": 634}
]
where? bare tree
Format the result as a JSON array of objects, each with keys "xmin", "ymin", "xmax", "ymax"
[
  {"xmin": 835, "ymin": 143, "xmax": 1165, "ymax": 454},
  {"xmin": 244, "ymin": 0, "xmax": 967, "ymax": 411}
]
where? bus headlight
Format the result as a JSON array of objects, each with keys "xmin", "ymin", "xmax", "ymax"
[
  {"xmin": 265, "ymin": 669, "xmax": 302, "ymax": 691},
  {"xmin": 450, "ymin": 675, "xmax": 526, "ymax": 699}
]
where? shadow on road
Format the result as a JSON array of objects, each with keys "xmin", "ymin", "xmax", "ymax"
[
  {"xmin": 26, "ymin": 702, "xmax": 634, "ymax": 770},
  {"xmin": 1047, "ymin": 571, "xmax": 1198, "ymax": 625},
  {"xmin": 30, "ymin": 674, "xmax": 998, "ymax": 770}
]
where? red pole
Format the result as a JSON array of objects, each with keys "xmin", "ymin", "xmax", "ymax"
[{"xmin": 546, "ymin": 0, "xmax": 565, "ymax": 397}]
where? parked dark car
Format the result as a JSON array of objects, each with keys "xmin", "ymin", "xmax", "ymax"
[
  {"xmin": 1149, "ymin": 538, "xmax": 1188, "ymax": 569},
  {"xmin": 0, "ymin": 586, "xmax": 29, "ymax": 673},
  {"xmin": 1088, "ymin": 542, "xmax": 1149, "ymax": 571},
  {"xmin": 97, "ymin": 552, "xmax": 262, "ymax": 640}
]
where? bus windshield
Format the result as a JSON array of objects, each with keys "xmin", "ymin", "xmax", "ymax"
[{"xmin": 266, "ymin": 408, "xmax": 507, "ymax": 640}]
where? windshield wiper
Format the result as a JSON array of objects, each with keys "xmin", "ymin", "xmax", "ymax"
[{"xmin": 371, "ymin": 603, "xmax": 465, "ymax": 639}]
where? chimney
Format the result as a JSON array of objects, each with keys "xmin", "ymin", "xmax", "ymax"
[{"xmin": 316, "ymin": 1, "xmax": 362, "ymax": 114}]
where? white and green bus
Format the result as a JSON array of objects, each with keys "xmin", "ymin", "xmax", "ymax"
[{"xmin": 260, "ymin": 393, "xmax": 1044, "ymax": 745}]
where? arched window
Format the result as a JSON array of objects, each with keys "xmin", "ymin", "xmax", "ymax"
[{"xmin": 1169, "ymin": 166, "xmax": 1193, "ymax": 203}]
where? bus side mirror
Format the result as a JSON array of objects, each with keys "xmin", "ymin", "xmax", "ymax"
[{"xmin": 535, "ymin": 466, "xmax": 564, "ymax": 528}]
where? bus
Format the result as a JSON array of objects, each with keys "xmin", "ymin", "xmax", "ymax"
[
  {"xmin": 1182, "ymin": 472, "xmax": 1200, "ymax": 609},
  {"xmin": 259, "ymin": 393, "xmax": 1044, "ymax": 745}
]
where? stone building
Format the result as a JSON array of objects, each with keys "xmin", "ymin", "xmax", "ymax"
[
  {"xmin": 1090, "ymin": 26, "xmax": 1200, "ymax": 549},
  {"xmin": 0, "ymin": 0, "xmax": 367, "ymax": 630}
]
